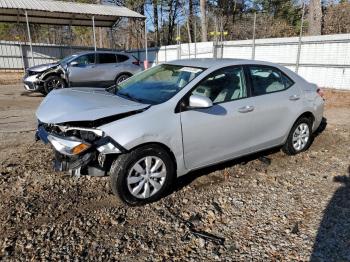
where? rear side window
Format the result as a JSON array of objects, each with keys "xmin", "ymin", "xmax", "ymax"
[
  {"xmin": 282, "ymin": 74, "xmax": 294, "ymax": 88},
  {"xmin": 249, "ymin": 66, "xmax": 294, "ymax": 96},
  {"xmin": 97, "ymin": 53, "xmax": 117, "ymax": 64},
  {"xmin": 117, "ymin": 55, "xmax": 129, "ymax": 62}
]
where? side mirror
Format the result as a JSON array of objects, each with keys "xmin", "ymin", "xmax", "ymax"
[
  {"xmin": 189, "ymin": 94, "xmax": 213, "ymax": 108},
  {"xmin": 70, "ymin": 61, "xmax": 79, "ymax": 67}
]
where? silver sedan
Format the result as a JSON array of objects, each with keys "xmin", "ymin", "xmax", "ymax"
[{"xmin": 36, "ymin": 59, "xmax": 325, "ymax": 205}]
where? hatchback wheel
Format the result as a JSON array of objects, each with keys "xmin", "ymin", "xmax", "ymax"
[
  {"xmin": 44, "ymin": 76, "xmax": 66, "ymax": 94},
  {"xmin": 110, "ymin": 145, "xmax": 175, "ymax": 205},
  {"xmin": 283, "ymin": 117, "xmax": 313, "ymax": 155}
]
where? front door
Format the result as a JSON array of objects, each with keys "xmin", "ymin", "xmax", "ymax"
[
  {"xmin": 68, "ymin": 53, "xmax": 97, "ymax": 86},
  {"xmin": 180, "ymin": 66, "xmax": 256, "ymax": 170}
]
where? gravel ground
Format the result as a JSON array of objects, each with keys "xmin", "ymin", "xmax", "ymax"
[{"xmin": 0, "ymin": 85, "xmax": 349, "ymax": 261}]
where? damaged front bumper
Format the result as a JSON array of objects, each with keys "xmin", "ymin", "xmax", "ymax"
[
  {"xmin": 23, "ymin": 74, "xmax": 44, "ymax": 92},
  {"xmin": 36, "ymin": 124, "xmax": 125, "ymax": 176}
]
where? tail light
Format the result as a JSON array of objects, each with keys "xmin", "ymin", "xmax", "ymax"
[
  {"xmin": 132, "ymin": 60, "xmax": 140, "ymax": 66},
  {"xmin": 317, "ymin": 87, "xmax": 324, "ymax": 98}
]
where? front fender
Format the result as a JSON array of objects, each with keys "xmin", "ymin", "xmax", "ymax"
[
  {"xmin": 99, "ymin": 105, "xmax": 188, "ymax": 176},
  {"xmin": 39, "ymin": 65, "xmax": 66, "ymax": 82}
]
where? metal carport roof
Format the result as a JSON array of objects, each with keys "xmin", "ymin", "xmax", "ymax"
[{"xmin": 0, "ymin": 0, "xmax": 145, "ymax": 27}]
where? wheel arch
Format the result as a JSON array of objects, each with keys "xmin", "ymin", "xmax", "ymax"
[
  {"xmin": 42, "ymin": 72, "xmax": 60, "ymax": 80},
  {"xmin": 129, "ymin": 142, "xmax": 177, "ymax": 172},
  {"xmin": 288, "ymin": 111, "xmax": 315, "ymax": 132},
  {"xmin": 283, "ymin": 111, "xmax": 315, "ymax": 144},
  {"xmin": 114, "ymin": 72, "xmax": 133, "ymax": 81},
  {"xmin": 295, "ymin": 111, "xmax": 315, "ymax": 125}
]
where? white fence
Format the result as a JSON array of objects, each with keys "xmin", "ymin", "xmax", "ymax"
[{"xmin": 1, "ymin": 33, "xmax": 349, "ymax": 89}]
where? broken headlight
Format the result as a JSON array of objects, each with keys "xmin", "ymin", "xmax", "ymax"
[
  {"xmin": 48, "ymin": 135, "xmax": 90, "ymax": 156},
  {"xmin": 56, "ymin": 125, "xmax": 104, "ymax": 141}
]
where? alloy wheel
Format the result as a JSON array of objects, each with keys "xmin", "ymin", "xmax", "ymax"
[
  {"xmin": 292, "ymin": 123, "xmax": 310, "ymax": 151},
  {"xmin": 47, "ymin": 79, "xmax": 64, "ymax": 92},
  {"xmin": 127, "ymin": 156, "xmax": 167, "ymax": 199}
]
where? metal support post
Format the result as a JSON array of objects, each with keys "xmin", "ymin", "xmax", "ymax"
[
  {"xmin": 296, "ymin": 3, "xmax": 305, "ymax": 73},
  {"xmin": 144, "ymin": 20, "xmax": 149, "ymax": 69},
  {"xmin": 252, "ymin": 12, "xmax": 256, "ymax": 60},
  {"xmin": 25, "ymin": 10, "xmax": 34, "ymax": 66},
  {"xmin": 194, "ymin": 20, "xmax": 197, "ymax": 58},
  {"xmin": 92, "ymin": 16, "xmax": 97, "ymax": 51}
]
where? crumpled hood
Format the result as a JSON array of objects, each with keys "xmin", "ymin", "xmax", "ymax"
[
  {"xmin": 28, "ymin": 63, "xmax": 58, "ymax": 73},
  {"xmin": 36, "ymin": 88, "xmax": 150, "ymax": 124}
]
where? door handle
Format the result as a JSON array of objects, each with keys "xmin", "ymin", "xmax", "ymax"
[
  {"xmin": 289, "ymin": 94, "xmax": 300, "ymax": 101},
  {"xmin": 238, "ymin": 105, "xmax": 255, "ymax": 113}
]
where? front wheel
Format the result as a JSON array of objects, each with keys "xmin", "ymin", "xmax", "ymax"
[
  {"xmin": 110, "ymin": 145, "xmax": 175, "ymax": 205},
  {"xmin": 283, "ymin": 117, "xmax": 313, "ymax": 155},
  {"xmin": 44, "ymin": 76, "xmax": 66, "ymax": 94}
]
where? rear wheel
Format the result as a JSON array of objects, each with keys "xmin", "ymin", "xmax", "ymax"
[
  {"xmin": 110, "ymin": 145, "xmax": 175, "ymax": 205},
  {"xmin": 115, "ymin": 74, "xmax": 131, "ymax": 84},
  {"xmin": 283, "ymin": 117, "xmax": 313, "ymax": 155},
  {"xmin": 44, "ymin": 76, "xmax": 66, "ymax": 94}
]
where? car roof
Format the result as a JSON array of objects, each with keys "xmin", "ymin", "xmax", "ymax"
[
  {"xmin": 165, "ymin": 58, "xmax": 282, "ymax": 69},
  {"xmin": 73, "ymin": 51, "xmax": 131, "ymax": 56}
]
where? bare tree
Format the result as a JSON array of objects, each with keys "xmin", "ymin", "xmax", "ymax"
[
  {"xmin": 200, "ymin": 0, "xmax": 207, "ymax": 41},
  {"xmin": 180, "ymin": 0, "xmax": 192, "ymax": 42},
  {"xmin": 153, "ymin": 0, "xmax": 160, "ymax": 46},
  {"xmin": 189, "ymin": 0, "xmax": 194, "ymax": 41},
  {"xmin": 323, "ymin": 1, "xmax": 350, "ymax": 34},
  {"xmin": 166, "ymin": 0, "xmax": 180, "ymax": 45},
  {"xmin": 307, "ymin": 0, "xmax": 322, "ymax": 35}
]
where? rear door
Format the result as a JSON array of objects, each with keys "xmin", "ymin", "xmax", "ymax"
[
  {"xmin": 93, "ymin": 53, "xmax": 119, "ymax": 86},
  {"xmin": 244, "ymin": 65, "xmax": 302, "ymax": 150},
  {"xmin": 68, "ymin": 53, "xmax": 96, "ymax": 86}
]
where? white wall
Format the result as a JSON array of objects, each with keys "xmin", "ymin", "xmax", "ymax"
[
  {"xmin": 137, "ymin": 34, "xmax": 350, "ymax": 90},
  {"xmin": 218, "ymin": 34, "xmax": 350, "ymax": 90}
]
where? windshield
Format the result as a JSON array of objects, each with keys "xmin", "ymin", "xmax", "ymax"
[
  {"xmin": 112, "ymin": 64, "xmax": 204, "ymax": 105},
  {"xmin": 59, "ymin": 54, "xmax": 79, "ymax": 65}
]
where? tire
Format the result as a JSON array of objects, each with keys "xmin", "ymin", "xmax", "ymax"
[
  {"xmin": 44, "ymin": 76, "xmax": 66, "ymax": 94},
  {"xmin": 110, "ymin": 145, "xmax": 175, "ymax": 205},
  {"xmin": 283, "ymin": 117, "xmax": 313, "ymax": 155},
  {"xmin": 115, "ymin": 74, "xmax": 131, "ymax": 84},
  {"xmin": 39, "ymin": 90, "xmax": 47, "ymax": 96}
]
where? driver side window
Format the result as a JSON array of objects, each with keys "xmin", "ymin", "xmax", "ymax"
[{"xmin": 191, "ymin": 66, "xmax": 247, "ymax": 104}]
